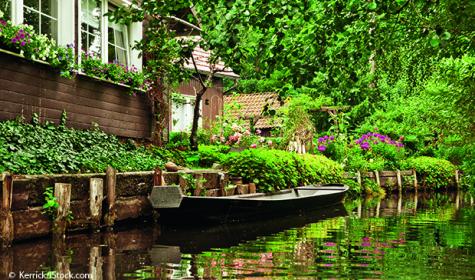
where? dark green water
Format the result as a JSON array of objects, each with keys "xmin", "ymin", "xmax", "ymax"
[{"xmin": 4, "ymin": 192, "xmax": 475, "ymax": 279}]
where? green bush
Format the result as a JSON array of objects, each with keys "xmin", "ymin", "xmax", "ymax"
[
  {"xmin": 223, "ymin": 149, "xmax": 343, "ymax": 192},
  {"xmin": 400, "ymin": 156, "xmax": 457, "ymax": 189},
  {"xmin": 0, "ymin": 118, "xmax": 164, "ymax": 174},
  {"xmin": 197, "ymin": 145, "xmax": 231, "ymax": 167}
]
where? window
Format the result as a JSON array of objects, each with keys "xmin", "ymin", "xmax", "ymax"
[
  {"xmin": 107, "ymin": 12, "xmax": 128, "ymax": 65},
  {"xmin": 80, "ymin": 0, "xmax": 102, "ymax": 57},
  {"xmin": 0, "ymin": 0, "xmax": 10, "ymax": 20},
  {"xmin": 23, "ymin": 0, "xmax": 58, "ymax": 40}
]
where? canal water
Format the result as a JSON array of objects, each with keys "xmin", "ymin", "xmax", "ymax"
[{"xmin": 2, "ymin": 192, "xmax": 474, "ymax": 279}]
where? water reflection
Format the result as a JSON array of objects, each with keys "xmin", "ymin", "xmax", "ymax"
[{"xmin": 1, "ymin": 191, "xmax": 474, "ymax": 279}]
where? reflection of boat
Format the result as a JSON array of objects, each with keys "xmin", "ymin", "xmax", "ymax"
[
  {"xmin": 150, "ymin": 184, "xmax": 349, "ymax": 224},
  {"xmin": 151, "ymin": 204, "xmax": 347, "ymax": 256}
]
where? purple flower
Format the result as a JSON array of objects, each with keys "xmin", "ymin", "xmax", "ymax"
[
  {"xmin": 360, "ymin": 142, "xmax": 370, "ymax": 150},
  {"xmin": 0, "ymin": 19, "xmax": 7, "ymax": 26},
  {"xmin": 20, "ymin": 41, "xmax": 26, "ymax": 46},
  {"xmin": 318, "ymin": 137, "xmax": 324, "ymax": 143},
  {"xmin": 318, "ymin": 145, "xmax": 327, "ymax": 152},
  {"xmin": 324, "ymin": 242, "xmax": 336, "ymax": 247},
  {"xmin": 329, "ymin": 135, "xmax": 335, "ymax": 141}
]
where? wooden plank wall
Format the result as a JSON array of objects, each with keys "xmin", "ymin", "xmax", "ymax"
[
  {"xmin": 177, "ymin": 77, "xmax": 224, "ymax": 129},
  {"xmin": 0, "ymin": 52, "xmax": 153, "ymax": 139}
]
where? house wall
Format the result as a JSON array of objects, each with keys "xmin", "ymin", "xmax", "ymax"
[
  {"xmin": 176, "ymin": 78, "xmax": 224, "ymax": 129},
  {"xmin": 0, "ymin": 51, "xmax": 153, "ymax": 138}
]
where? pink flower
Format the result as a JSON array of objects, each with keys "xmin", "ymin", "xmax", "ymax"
[
  {"xmin": 256, "ymin": 129, "xmax": 262, "ymax": 135},
  {"xmin": 250, "ymin": 143, "xmax": 257, "ymax": 148},
  {"xmin": 267, "ymin": 140, "xmax": 273, "ymax": 146}
]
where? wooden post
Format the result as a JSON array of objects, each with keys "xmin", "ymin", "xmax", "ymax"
[
  {"xmin": 154, "ymin": 168, "xmax": 164, "ymax": 186},
  {"xmin": 455, "ymin": 170, "xmax": 460, "ymax": 188},
  {"xmin": 357, "ymin": 200, "xmax": 362, "ymax": 218},
  {"xmin": 0, "ymin": 249, "xmax": 13, "ymax": 279},
  {"xmin": 413, "ymin": 169, "xmax": 418, "ymax": 192},
  {"xmin": 89, "ymin": 246, "xmax": 103, "ymax": 280},
  {"xmin": 53, "ymin": 183, "xmax": 72, "ymax": 240},
  {"xmin": 0, "ymin": 173, "xmax": 13, "ymax": 247},
  {"xmin": 397, "ymin": 193, "xmax": 402, "ymax": 215},
  {"xmin": 194, "ymin": 174, "xmax": 203, "ymax": 196},
  {"xmin": 248, "ymin": 183, "xmax": 256, "ymax": 194},
  {"xmin": 104, "ymin": 166, "xmax": 117, "ymax": 228},
  {"xmin": 374, "ymin": 170, "xmax": 381, "ymax": 187},
  {"xmin": 396, "ymin": 170, "xmax": 402, "ymax": 194},
  {"xmin": 218, "ymin": 173, "xmax": 226, "ymax": 196},
  {"xmin": 356, "ymin": 171, "xmax": 362, "ymax": 187},
  {"xmin": 89, "ymin": 178, "xmax": 104, "ymax": 230}
]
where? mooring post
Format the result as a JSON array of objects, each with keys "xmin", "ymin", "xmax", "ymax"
[
  {"xmin": 396, "ymin": 170, "xmax": 402, "ymax": 195},
  {"xmin": 1, "ymin": 173, "xmax": 13, "ymax": 247},
  {"xmin": 455, "ymin": 170, "xmax": 460, "ymax": 189},
  {"xmin": 53, "ymin": 183, "xmax": 72, "ymax": 241},
  {"xmin": 413, "ymin": 169, "xmax": 418, "ymax": 192},
  {"xmin": 104, "ymin": 166, "xmax": 117, "ymax": 228},
  {"xmin": 89, "ymin": 178, "xmax": 104, "ymax": 231},
  {"xmin": 374, "ymin": 170, "xmax": 381, "ymax": 187},
  {"xmin": 356, "ymin": 171, "xmax": 362, "ymax": 187},
  {"xmin": 153, "ymin": 168, "xmax": 164, "ymax": 186},
  {"xmin": 89, "ymin": 246, "xmax": 103, "ymax": 279},
  {"xmin": 218, "ymin": 173, "xmax": 226, "ymax": 196},
  {"xmin": 248, "ymin": 183, "xmax": 256, "ymax": 194},
  {"xmin": 194, "ymin": 173, "xmax": 204, "ymax": 196}
]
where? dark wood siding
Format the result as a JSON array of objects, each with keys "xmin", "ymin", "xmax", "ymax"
[
  {"xmin": 176, "ymin": 77, "xmax": 224, "ymax": 129},
  {"xmin": 0, "ymin": 52, "xmax": 152, "ymax": 138}
]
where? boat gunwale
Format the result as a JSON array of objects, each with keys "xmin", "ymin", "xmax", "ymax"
[{"xmin": 183, "ymin": 184, "xmax": 349, "ymax": 202}]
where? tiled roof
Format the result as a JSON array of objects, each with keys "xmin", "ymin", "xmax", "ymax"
[
  {"xmin": 182, "ymin": 36, "xmax": 239, "ymax": 79},
  {"xmin": 224, "ymin": 92, "xmax": 282, "ymax": 129}
]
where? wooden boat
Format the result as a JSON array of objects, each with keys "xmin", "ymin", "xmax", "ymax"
[{"xmin": 149, "ymin": 184, "xmax": 349, "ymax": 224}]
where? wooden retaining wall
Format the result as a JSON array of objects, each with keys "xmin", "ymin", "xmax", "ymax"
[
  {"xmin": 344, "ymin": 169, "xmax": 461, "ymax": 192},
  {"xmin": 0, "ymin": 168, "xmax": 253, "ymax": 245},
  {"xmin": 0, "ymin": 51, "xmax": 153, "ymax": 139}
]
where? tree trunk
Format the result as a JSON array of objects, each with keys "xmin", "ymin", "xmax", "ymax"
[{"xmin": 190, "ymin": 88, "xmax": 206, "ymax": 150}]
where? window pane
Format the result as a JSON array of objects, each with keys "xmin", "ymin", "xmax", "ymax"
[
  {"xmin": 41, "ymin": 16, "xmax": 57, "ymax": 40},
  {"xmin": 41, "ymin": 0, "xmax": 58, "ymax": 19},
  {"xmin": 89, "ymin": 34, "xmax": 101, "ymax": 56},
  {"xmin": 114, "ymin": 30, "xmax": 124, "ymax": 49},
  {"xmin": 81, "ymin": 0, "xmax": 101, "ymax": 58},
  {"xmin": 108, "ymin": 27, "xmax": 114, "ymax": 45},
  {"xmin": 0, "ymin": 0, "xmax": 11, "ymax": 19},
  {"xmin": 108, "ymin": 43, "xmax": 115, "ymax": 63},
  {"xmin": 116, "ymin": 47, "xmax": 126, "ymax": 66},
  {"xmin": 24, "ymin": 0, "xmax": 40, "ymax": 11},
  {"xmin": 24, "ymin": 7, "xmax": 40, "ymax": 32}
]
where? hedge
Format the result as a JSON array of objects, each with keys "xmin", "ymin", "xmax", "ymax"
[
  {"xmin": 400, "ymin": 156, "xmax": 457, "ymax": 189},
  {"xmin": 223, "ymin": 149, "xmax": 343, "ymax": 192}
]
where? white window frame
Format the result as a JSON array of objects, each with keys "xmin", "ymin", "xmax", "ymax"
[{"xmin": 77, "ymin": 0, "xmax": 131, "ymax": 67}]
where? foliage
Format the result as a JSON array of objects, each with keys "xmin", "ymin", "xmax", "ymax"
[
  {"xmin": 279, "ymin": 94, "xmax": 331, "ymax": 148},
  {"xmin": 195, "ymin": 0, "xmax": 474, "ymax": 125},
  {"xmin": 168, "ymin": 132, "xmax": 191, "ymax": 150},
  {"xmin": 42, "ymin": 187, "xmax": 59, "ymax": 220},
  {"xmin": 80, "ymin": 53, "xmax": 146, "ymax": 91},
  {"xmin": 400, "ymin": 157, "xmax": 457, "ymax": 189},
  {"xmin": 223, "ymin": 149, "xmax": 343, "ymax": 192},
  {"xmin": 197, "ymin": 145, "xmax": 230, "ymax": 167},
  {"xmin": 0, "ymin": 118, "xmax": 164, "ymax": 174}
]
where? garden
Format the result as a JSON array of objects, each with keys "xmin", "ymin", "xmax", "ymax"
[{"xmin": 0, "ymin": 0, "xmax": 473, "ymax": 197}]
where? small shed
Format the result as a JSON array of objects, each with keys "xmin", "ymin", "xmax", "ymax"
[{"xmin": 224, "ymin": 92, "xmax": 282, "ymax": 136}]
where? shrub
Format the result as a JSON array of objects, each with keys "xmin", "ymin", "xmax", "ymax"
[
  {"xmin": 400, "ymin": 156, "xmax": 457, "ymax": 189},
  {"xmin": 223, "ymin": 149, "xmax": 343, "ymax": 192},
  {"xmin": 0, "ymin": 118, "xmax": 164, "ymax": 174},
  {"xmin": 197, "ymin": 145, "xmax": 230, "ymax": 167}
]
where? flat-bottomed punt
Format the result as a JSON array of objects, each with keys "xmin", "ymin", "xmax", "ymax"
[{"xmin": 149, "ymin": 184, "xmax": 349, "ymax": 224}]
